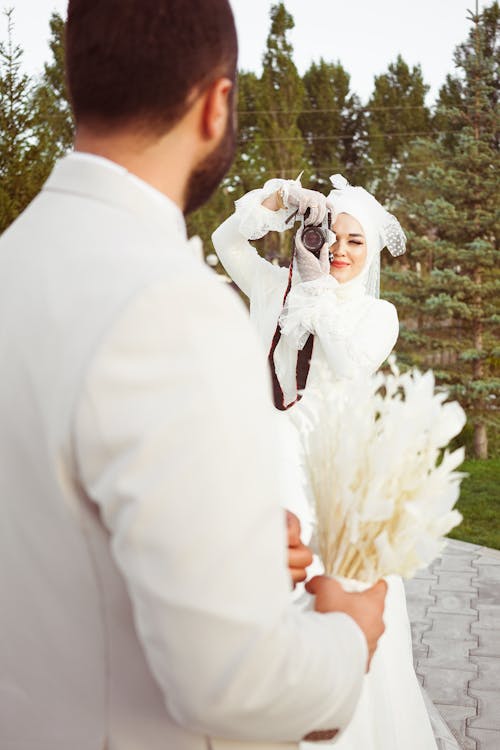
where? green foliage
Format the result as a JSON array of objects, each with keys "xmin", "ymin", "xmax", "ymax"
[
  {"xmin": 0, "ymin": 9, "xmax": 72, "ymax": 234},
  {"xmin": 447, "ymin": 458, "xmax": 500, "ymax": 549},
  {"xmin": 393, "ymin": 3, "xmax": 499, "ymax": 457},
  {"xmin": 299, "ymin": 59, "xmax": 366, "ymax": 190},
  {"xmin": 0, "ymin": 9, "xmax": 39, "ymax": 232},
  {"xmin": 366, "ymin": 55, "xmax": 432, "ymax": 199},
  {"xmin": 31, "ymin": 11, "xmax": 74, "ymax": 176},
  {"xmin": 257, "ymin": 2, "xmax": 304, "ymax": 179}
]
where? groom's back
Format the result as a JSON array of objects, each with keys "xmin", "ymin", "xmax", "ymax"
[{"xmin": 0, "ymin": 157, "xmax": 214, "ymax": 750}]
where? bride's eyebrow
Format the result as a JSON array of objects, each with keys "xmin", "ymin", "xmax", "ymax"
[{"xmin": 348, "ymin": 233, "xmax": 364, "ymax": 238}]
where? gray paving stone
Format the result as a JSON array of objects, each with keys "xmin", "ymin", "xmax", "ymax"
[
  {"xmin": 477, "ymin": 547, "xmax": 500, "ymax": 562},
  {"xmin": 428, "ymin": 591, "xmax": 477, "ymax": 616},
  {"xmin": 473, "ymin": 605, "xmax": 500, "ymax": 631},
  {"xmin": 474, "ymin": 555, "xmax": 500, "ymax": 566},
  {"xmin": 434, "ymin": 555, "xmax": 479, "ymax": 573},
  {"xmin": 435, "ymin": 571, "xmax": 478, "ymax": 592},
  {"xmin": 436, "ymin": 705, "xmax": 478, "ymax": 749},
  {"xmin": 413, "ymin": 567, "xmax": 439, "ymax": 581},
  {"xmin": 473, "ymin": 582, "xmax": 500, "ymax": 606},
  {"xmin": 466, "ymin": 728, "xmax": 500, "ymax": 750},
  {"xmin": 407, "ymin": 600, "xmax": 433, "ymax": 621},
  {"xmin": 420, "ymin": 666, "xmax": 477, "ymax": 706},
  {"xmin": 405, "ymin": 577, "xmax": 436, "ymax": 598},
  {"xmin": 469, "ymin": 656, "xmax": 500, "ymax": 691},
  {"xmin": 471, "ymin": 630, "xmax": 500, "ymax": 658},
  {"xmin": 473, "ymin": 565, "xmax": 500, "ymax": 584},
  {"xmin": 426, "ymin": 612, "xmax": 478, "ymax": 640},
  {"xmin": 412, "ymin": 642, "xmax": 429, "ymax": 663},
  {"xmin": 468, "ymin": 690, "xmax": 500, "ymax": 730},
  {"xmin": 443, "ymin": 539, "xmax": 482, "ymax": 554},
  {"xmin": 408, "ymin": 541, "xmax": 500, "ymax": 745},
  {"xmin": 410, "ymin": 618, "xmax": 433, "ymax": 644},
  {"xmin": 420, "ymin": 636, "xmax": 478, "ymax": 671}
]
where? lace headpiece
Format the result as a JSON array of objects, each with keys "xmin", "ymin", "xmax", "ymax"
[{"xmin": 327, "ymin": 174, "xmax": 406, "ymax": 298}]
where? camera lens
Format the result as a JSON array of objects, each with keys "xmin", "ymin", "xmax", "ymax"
[{"xmin": 301, "ymin": 226, "xmax": 325, "ymax": 254}]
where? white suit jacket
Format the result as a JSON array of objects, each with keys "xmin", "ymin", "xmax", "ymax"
[{"xmin": 0, "ymin": 154, "xmax": 366, "ymax": 750}]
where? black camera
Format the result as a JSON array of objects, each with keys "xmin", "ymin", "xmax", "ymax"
[{"xmin": 300, "ymin": 208, "xmax": 332, "ymax": 258}]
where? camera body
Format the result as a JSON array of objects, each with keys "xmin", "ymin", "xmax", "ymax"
[{"xmin": 300, "ymin": 208, "xmax": 332, "ymax": 258}]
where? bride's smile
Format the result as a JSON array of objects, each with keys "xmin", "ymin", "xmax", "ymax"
[{"xmin": 329, "ymin": 213, "xmax": 368, "ymax": 283}]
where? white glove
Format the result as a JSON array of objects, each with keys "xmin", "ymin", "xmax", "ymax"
[
  {"xmin": 294, "ymin": 230, "xmax": 331, "ymax": 282},
  {"xmin": 281, "ymin": 183, "xmax": 333, "ymax": 226}
]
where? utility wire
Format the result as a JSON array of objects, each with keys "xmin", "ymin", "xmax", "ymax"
[
  {"xmin": 225, "ymin": 160, "xmax": 463, "ymax": 178},
  {"xmin": 238, "ymin": 105, "xmax": 437, "ymax": 114},
  {"xmin": 238, "ymin": 130, "xmax": 457, "ymax": 143}
]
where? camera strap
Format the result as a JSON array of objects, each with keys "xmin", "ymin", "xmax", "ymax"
[{"xmin": 267, "ymin": 240, "xmax": 314, "ymax": 411}]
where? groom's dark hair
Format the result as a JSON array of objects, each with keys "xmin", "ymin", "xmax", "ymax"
[{"xmin": 65, "ymin": 0, "xmax": 238, "ymax": 135}]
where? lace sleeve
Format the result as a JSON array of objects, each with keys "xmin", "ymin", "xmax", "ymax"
[
  {"xmin": 234, "ymin": 178, "xmax": 296, "ymax": 240},
  {"xmin": 278, "ymin": 277, "xmax": 341, "ymax": 350}
]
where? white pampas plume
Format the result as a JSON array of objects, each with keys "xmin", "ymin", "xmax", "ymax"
[{"xmin": 295, "ymin": 360, "xmax": 466, "ymax": 582}]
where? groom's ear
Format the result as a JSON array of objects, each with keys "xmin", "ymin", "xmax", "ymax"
[{"xmin": 199, "ymin": 77, "xmax": 234, "ymax": 142}]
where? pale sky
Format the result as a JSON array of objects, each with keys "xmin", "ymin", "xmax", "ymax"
[{"xmin": 1, "ymin": 0, "xmax": 490, "ymax": 104}]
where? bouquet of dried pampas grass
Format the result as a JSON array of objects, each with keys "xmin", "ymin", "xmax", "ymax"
[{"xmin": 295, "ymin": 358, "xmax": 466, "ymax": 583}]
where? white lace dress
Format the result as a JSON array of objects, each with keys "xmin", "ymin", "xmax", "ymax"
[{"xmin": 212, "ymin": 190, "xmax": 458, "ymax": 750}]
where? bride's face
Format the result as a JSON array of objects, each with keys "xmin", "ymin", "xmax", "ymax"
[{"xmin": 329, "ymin": 213, "xmax": 367, "ymax": 283}]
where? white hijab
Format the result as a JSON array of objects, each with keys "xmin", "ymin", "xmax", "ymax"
[{"xmin": 326, "ymin": 174, "xmax": 406, "ymax": 299}]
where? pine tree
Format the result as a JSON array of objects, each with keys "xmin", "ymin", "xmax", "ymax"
[
  {"xmin": 0, "ymin": 9, "xmax": 39, "ymax": 234},
  {"xmin": 388, "ymin": 1, "xmax": 499, "ymax": 459},
  {"xmin": 366, "ymin": 55, "xmax": 432, "ymax": 200},
  {"xmin": 31, "ymin": 11, "xmax": 74, "ymax": 182},
  {"xmin": 299, "ymin": 59, "xmax": 366, "ymax": 191},
  {"xmin": 256, "ymin": 3, "xmax": 304, "ymax": 180},
  {"xmin": 231, "ymin": 71, "xmax": 267, "ymax": 194},
  {"xmin": 252, "ymin": 3, "xmax": 304, "ymax": 260}
]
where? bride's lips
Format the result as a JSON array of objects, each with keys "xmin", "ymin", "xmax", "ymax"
[{"xmin": 331, "ymin": 260, "xmax": 350, "ymax": 268}]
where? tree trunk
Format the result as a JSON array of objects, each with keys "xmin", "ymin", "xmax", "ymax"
[
  {"xmin": 471, "ymin": 268, "xmax": 486, "ymax": 459},
  {"xmin": 473, "ymin": 420, "xmax": 488, "ymax": 459}
]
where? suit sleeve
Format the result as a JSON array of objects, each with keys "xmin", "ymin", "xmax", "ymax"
[{"xmin": 73, "ymin": 274, "xmax": 367, "ymax": 742}]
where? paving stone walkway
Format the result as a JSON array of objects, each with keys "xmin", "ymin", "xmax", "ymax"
[{"xmin": 404, "ymin": 539, "xmax": 500, "ymax": 750}]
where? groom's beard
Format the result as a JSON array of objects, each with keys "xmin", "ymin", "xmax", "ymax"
[{"xmin": 183, "ymin": 113, "xmax": 236, "ymax": 216}]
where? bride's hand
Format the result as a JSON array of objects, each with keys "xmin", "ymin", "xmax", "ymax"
[
  {"xmin": 261, "ymin": 184, "xmax": 330, "ymax": 226},
  {"xmin": 284, "ymin": 184, "xmax": 330, "ymax": 225},
  {"xmin": 306, "ymin": 575, "xmax": 387, "ymax": 671},
  {"xmin": 294, "ymin": 231, "xmax": 331, "ymax": 282},
  {"xmin": 286, "ymin": 510, "xmax": 313, "ymax": 587}
]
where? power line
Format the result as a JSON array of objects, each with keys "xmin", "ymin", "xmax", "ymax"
[
  {"xmin": 225, "ymin": 160, "xmax": 463, "ymax": 178},
  {"xmin": 239, "ymin": 105, "xmax": 436, "ymax": 114},
  {"xmin": 238, "ymin": 130, "xmax": 457, "ymax": 144}
]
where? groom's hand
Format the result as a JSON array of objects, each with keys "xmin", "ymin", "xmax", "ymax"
[
  {"xmin": 306, "ymin": 576, "xmax": 387, "ymax": 671},
  {"xmin": 286, "ymin": 510, "xmax": 313, "ymax": 587}
]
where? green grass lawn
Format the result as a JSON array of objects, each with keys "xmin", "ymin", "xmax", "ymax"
[{"xmin": 447, "ymin": 458, "xmax": 500, "ymax": 550}]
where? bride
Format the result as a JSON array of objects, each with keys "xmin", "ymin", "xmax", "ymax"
[
  {"xmin": 212, "ymin": 173, "xmax": 404, "ymax": 411},
  {"xmin": 212, "ymin": 174, "xmax": 459, "ymax": 750}
]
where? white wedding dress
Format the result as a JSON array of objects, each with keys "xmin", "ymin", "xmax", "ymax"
[
  {"xmin": 212, "ymin": 187, "xmax": 459, "ymax": 750},
  {"xmin": 280, "ymin": 351, "xmax": 459, "ymax": 750}
]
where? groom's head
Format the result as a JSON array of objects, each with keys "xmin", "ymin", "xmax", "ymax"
[{"xmin": 65, "ymin": 0, "xmax": 238, "ymax": 213}]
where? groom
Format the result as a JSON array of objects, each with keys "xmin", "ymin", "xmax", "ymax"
[{"xmin": 0, "ymin": 1, "xmax": 387, "ymax": 748}]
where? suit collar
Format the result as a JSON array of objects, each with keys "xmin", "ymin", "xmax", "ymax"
[{"xmin": 43, "ymin": 152, "xmax": 187, "ymax": 242}]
